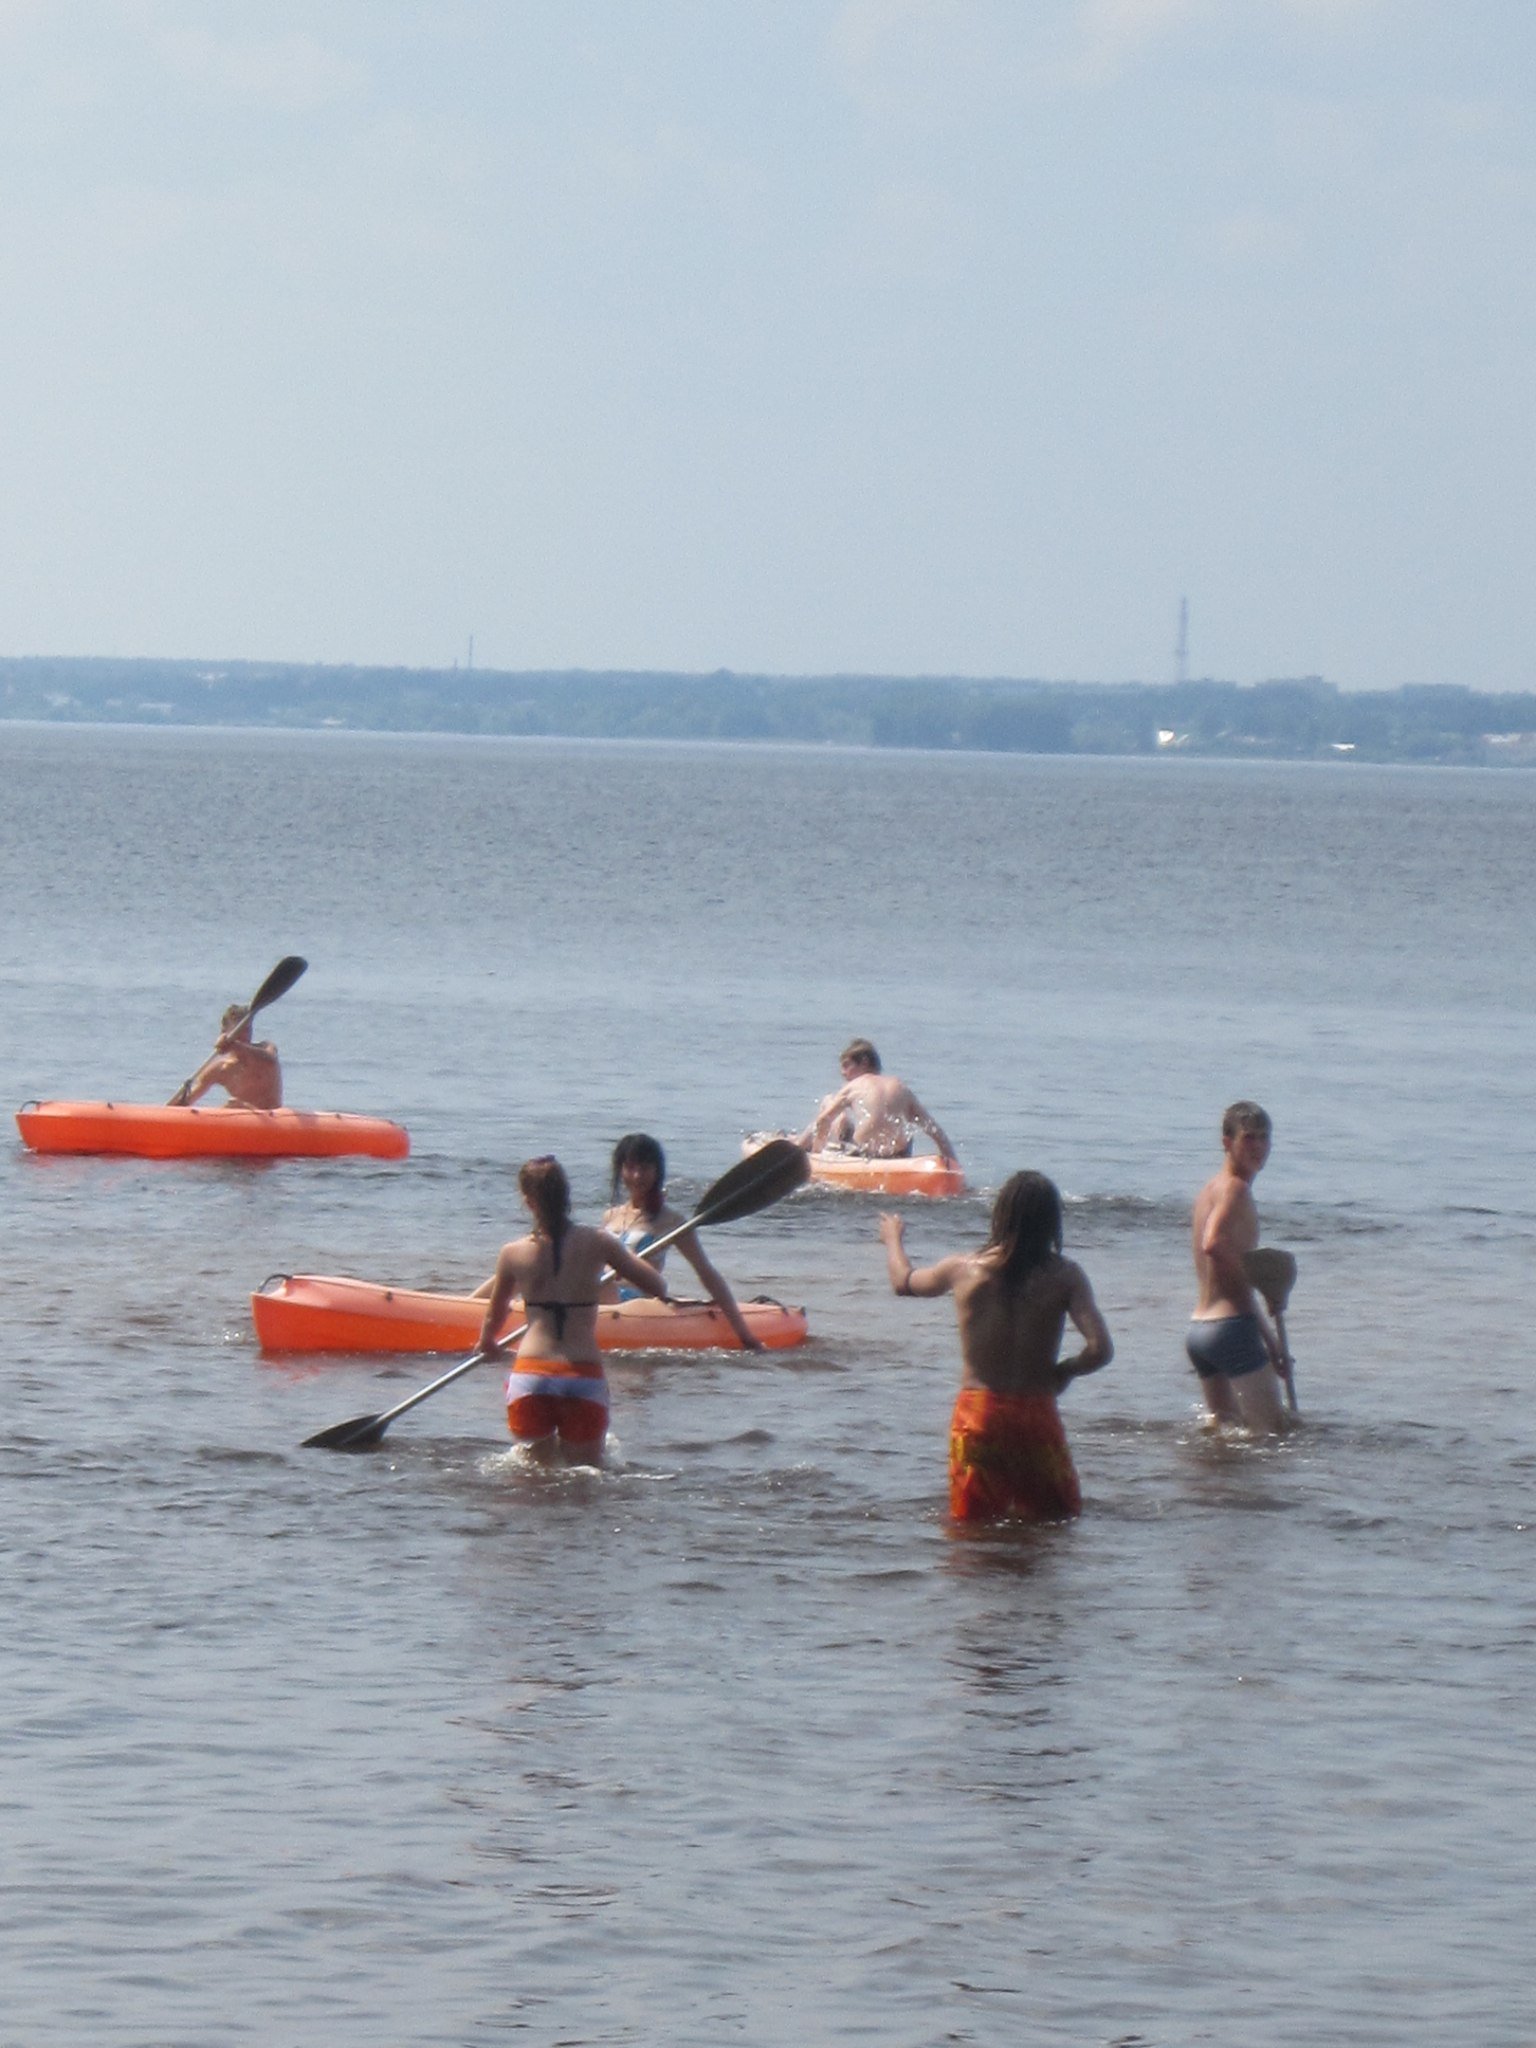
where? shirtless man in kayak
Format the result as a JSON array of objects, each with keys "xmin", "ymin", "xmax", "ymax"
[
  {"xmin": 800, "ymin": 1039, "xmax": 958, "ymax": 1164},
  {"xmin": 1187, "ymin": 1100, "xmax": 1288, "ymax": 1433},
  {"xmin": 880, "ymin": 1171, "xmax": 1112, "ymax": 1521},
  {"xmin": 169, "ymin": 1005, "xmax": 283, "ymax": 1110}
]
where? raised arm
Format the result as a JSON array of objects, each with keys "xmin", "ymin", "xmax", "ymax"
[
  {"xmin": 673, "ymin": 1227, "xmax": 765, "ymax": 1351},
  {"xmin": 878, "ymin": 1213, "xmax": 966, "ymax": 1298},
  {"xmin": 1055, "ymin": 1262, "xmax": 1113, "ymax": 1389}
]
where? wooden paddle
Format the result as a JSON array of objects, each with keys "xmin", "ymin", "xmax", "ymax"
[
  {"xmin": 1244, "ymin": 1247, "xmax": 1298, "ymax": 1414},
  {"xmin": 302, "ymin": 1136, "xmax": 811, "ymax": 1452},
  {"xmin": 170, "ymin": 956, "xmax": 308, "ymax": 1105}
]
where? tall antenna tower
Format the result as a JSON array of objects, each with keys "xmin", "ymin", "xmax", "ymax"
[{"xmin": 1173, "ymin": 597, "xmax": 1189, "ymax": 685}]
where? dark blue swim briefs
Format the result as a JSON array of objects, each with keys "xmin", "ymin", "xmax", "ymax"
[{"xmin": 1185, "ymin": 1314, "xmax": 1269, "ymax": 1380}]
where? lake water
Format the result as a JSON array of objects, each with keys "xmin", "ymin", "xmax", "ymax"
[{"xmin": 2, "ymin": 722, "xmax": 1533, "ymax": 2047}]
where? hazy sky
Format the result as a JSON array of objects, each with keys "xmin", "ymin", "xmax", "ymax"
[{"xmin": 2, "ymin": 1, "xmax": 1533, "ymax": 689}]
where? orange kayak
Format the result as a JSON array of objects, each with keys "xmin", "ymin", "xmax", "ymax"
[
  {"xmin": 16, "ymin": 1101, "xmax": 410, "ymax": 1160},
  {"xmin": 807, "ymin": 1151, "xmax": 966, "ymax": 1197},
  {"xmin": 251, "ymin": 1272, "xmax": 809, "ymax": 1354},
  {"xmin": 744, "ymin": 1136, "xmax": 965, "ymax": 1198}
]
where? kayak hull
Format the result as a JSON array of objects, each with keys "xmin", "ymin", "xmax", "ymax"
[
  {"xmin": 808, "ymin": 1151, "xmax": 966, "ymax": 1196},
  {"xmin": 744, "ymin": 1135, "xmax": 965, "ymax": 1198},
  {"xmin": 16, "ymin": 1101, "xmax": 410, "ymax": 1160},
  {"xmin": 252, "ymin": 1273, "xmax": 809, "ymax": 1354}
]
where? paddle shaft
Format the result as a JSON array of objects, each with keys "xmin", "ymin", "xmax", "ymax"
[
  {"xmin": 1273, "ymin": 1305, "xmax": 1298, "ymax": 1414},
  {"xmin": 303, "ymin": 1140, "xmax": 808, "ymax": 1451}
]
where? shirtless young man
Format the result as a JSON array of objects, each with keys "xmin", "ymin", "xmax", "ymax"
[
  {"xmin": 800, "ymin": 1039, "xmax": 958, "ymax": 1164},
  {"xmin": 169, "ymin": 1005, "xmax": 283, "ymax": 1110},
  {"xmin": 880, "ymin": 1172, "xmax": 1112, "ymax": 1522},
  {"xmin": 1187, "ymin": 1100, "xmax": 1288, "ymax": 1433}
]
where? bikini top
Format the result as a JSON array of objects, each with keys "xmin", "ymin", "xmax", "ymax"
[{"xmin": 610, "ymin": 1220, "xmax": 666, "ymax": 1301}]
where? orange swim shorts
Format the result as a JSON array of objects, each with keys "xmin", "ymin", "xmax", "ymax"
[
  {"xmin": 505, "ymin": 1359, "xmax": 609, "ymax": 1450},
  {"xmin": 948, "ymin": 1388, "xmax": 1081, "ymax": 1524}
]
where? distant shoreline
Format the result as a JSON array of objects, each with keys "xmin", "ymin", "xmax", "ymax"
[{"xmin": 4, "ymin": 655, "xmax": 1535, "ymax": 769}]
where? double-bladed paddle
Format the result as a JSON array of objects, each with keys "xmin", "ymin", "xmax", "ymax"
[
  {"xmin": 301, "ymin": 1136, "xmax": 811, "ymax": 1453},
  {"xmin": 1244, "ymin": 1246, "xmax": 1298, "ymax": 1414},
  {"xmin": 170, "ymin": 956, "xmax": 308, "ymax": 1106}
]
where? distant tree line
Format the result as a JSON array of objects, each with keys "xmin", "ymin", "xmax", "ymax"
[{"xmin": 3, "ymin": 656, "xmax": 1535, "ymax": 767}]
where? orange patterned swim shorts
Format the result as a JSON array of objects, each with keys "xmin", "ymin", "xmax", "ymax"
[
  {"xmin": 505, "ymin": 1359, "xmax": 609, "ymax": 1450},
  {"xmin": 948, "ymin": 1388, "xmax": 1081, "ymax": 1524}
]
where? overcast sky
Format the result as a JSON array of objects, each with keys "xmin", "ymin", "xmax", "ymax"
[{"xmin": 2, "ymin": 1, "xmax": 1532, "ymax": 690}]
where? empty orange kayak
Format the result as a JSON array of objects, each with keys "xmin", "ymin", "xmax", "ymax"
[
  {"xmin": 16, "ymin": 1101, "xmax": 410, "ymax": 1160},
  {"xmin": 251, "ymin": 1272, "xmax": 809, "ymax": 1354},
  {"xmin": 744, "ymin": 1136, "xmax": 965, "ymax": 1197}
]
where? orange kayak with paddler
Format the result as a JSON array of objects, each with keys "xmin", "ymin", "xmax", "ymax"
[
  {"xmin": 16, "ymin": 1100, "xmax": 410, "ymax": 1160},
  {"xmin": 743, "ymin": 1134, "xmax": 965, "ymax": 1198}
]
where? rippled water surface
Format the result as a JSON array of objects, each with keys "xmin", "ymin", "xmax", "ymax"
[{"xmin": 2, "ymin": 725, "xmax": 1534, "ymax": 2046}]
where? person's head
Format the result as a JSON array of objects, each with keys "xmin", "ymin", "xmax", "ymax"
[
  {"xmin": 985, "ymin": 1170, "xmax": 1064, "ymax": 1290},
  {"xmin": 611, "ymin": 1132, "xmax": 666, "ymax": 1216},
  {"xmin": 840, "ymin": 1037, "xmax": 881, "ymax": 1077},
  {"xmin": 1221, "ymin": 1100, "xmax": 1272, "ymax": 1142},
  {"xmin": 221, "ymin": 1004, "xmax": 251, "ymax": 1039},
  {"xmin": 518, "ymin": 1155, "xmax": 572, "ymax": 1239},
  {"xmin": 1221, "ymin": 1100, "xmax": 1272, "ymax": 1178}
]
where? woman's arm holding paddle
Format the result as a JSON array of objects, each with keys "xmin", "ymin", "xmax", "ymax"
[
  {"xmin": 597, "ymin": 1232, "xmax": 672, "ymax": 1305},
  {"xmin": 475, "ymin": 1244, "xmax": 525, "ymax": 1355}
]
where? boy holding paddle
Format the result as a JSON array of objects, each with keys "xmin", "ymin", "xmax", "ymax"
[{"xmin": 1186, "ymin": 1101, "xmax": 1290, "ymax": 1432}]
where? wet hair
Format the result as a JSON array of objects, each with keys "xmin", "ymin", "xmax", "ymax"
[
  {"xmin": 611, "ymin": 1132, "xmax": 666, "ymax": 1218},
  {"xmin": 840, "ymin": 1038, "xmax": 881, "ymax": 1074},
  {"xmin": 519, "ymin": 1155, "xmax": 572, "ymax": 1271},
  {"xmin": 984, "ymin": 1171, "xmax": 1063, "ymax": 1291},
  {"xmin": 1222, "ymin": 1100, "xmax": 1272, "ymax": 1141},
  {"xmin": 221, "ymin": 1005, "xmax": 249, "ymax": 1034}
]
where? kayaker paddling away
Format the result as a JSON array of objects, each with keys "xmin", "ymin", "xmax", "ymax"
[
  {"xmin": 800, "ymin": 1038, "xmax": 959, "ymax": 1166},
  {"xmin": 747, "ymin": 1038, "xmax": 966, "ymax": 1194}
]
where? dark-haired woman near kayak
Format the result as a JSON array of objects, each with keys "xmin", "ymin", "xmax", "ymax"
[
  {"xmin": 602, "ymin": 1132, "xmax": 765, "ymax": 1352},
  {"xmin": 477, "ymin": 1155, "xmax": 669, "ymax": 1461}
]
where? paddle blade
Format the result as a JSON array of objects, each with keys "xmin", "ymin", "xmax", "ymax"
[
  {"xmin": 302, "ymin": 1412, "xmax": 388, "ymax": 1452},
  {"xmin": 248, "ymin": 955, "xmax": 308, "ymax": 1017},
  {"xmin": 302, "ymin": 1342, "xmax": 505, "ymax": 1452},
  {"xmin": 1244, "ymin": 1247, "xmax": 1297, "ymax": 1316},
  {"xmin": 694, "ymin": 1138, "xmax": 810, "ymax": 1227}
]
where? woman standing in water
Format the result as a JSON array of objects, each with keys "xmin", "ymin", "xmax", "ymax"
[
  {"xmin": 603, "ymin": 1133, "xmax": 766, "ymax": 1352},
  {"xmin": 477, "ymin": 1156, "xmax": 671, "ymax": 1462}
]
